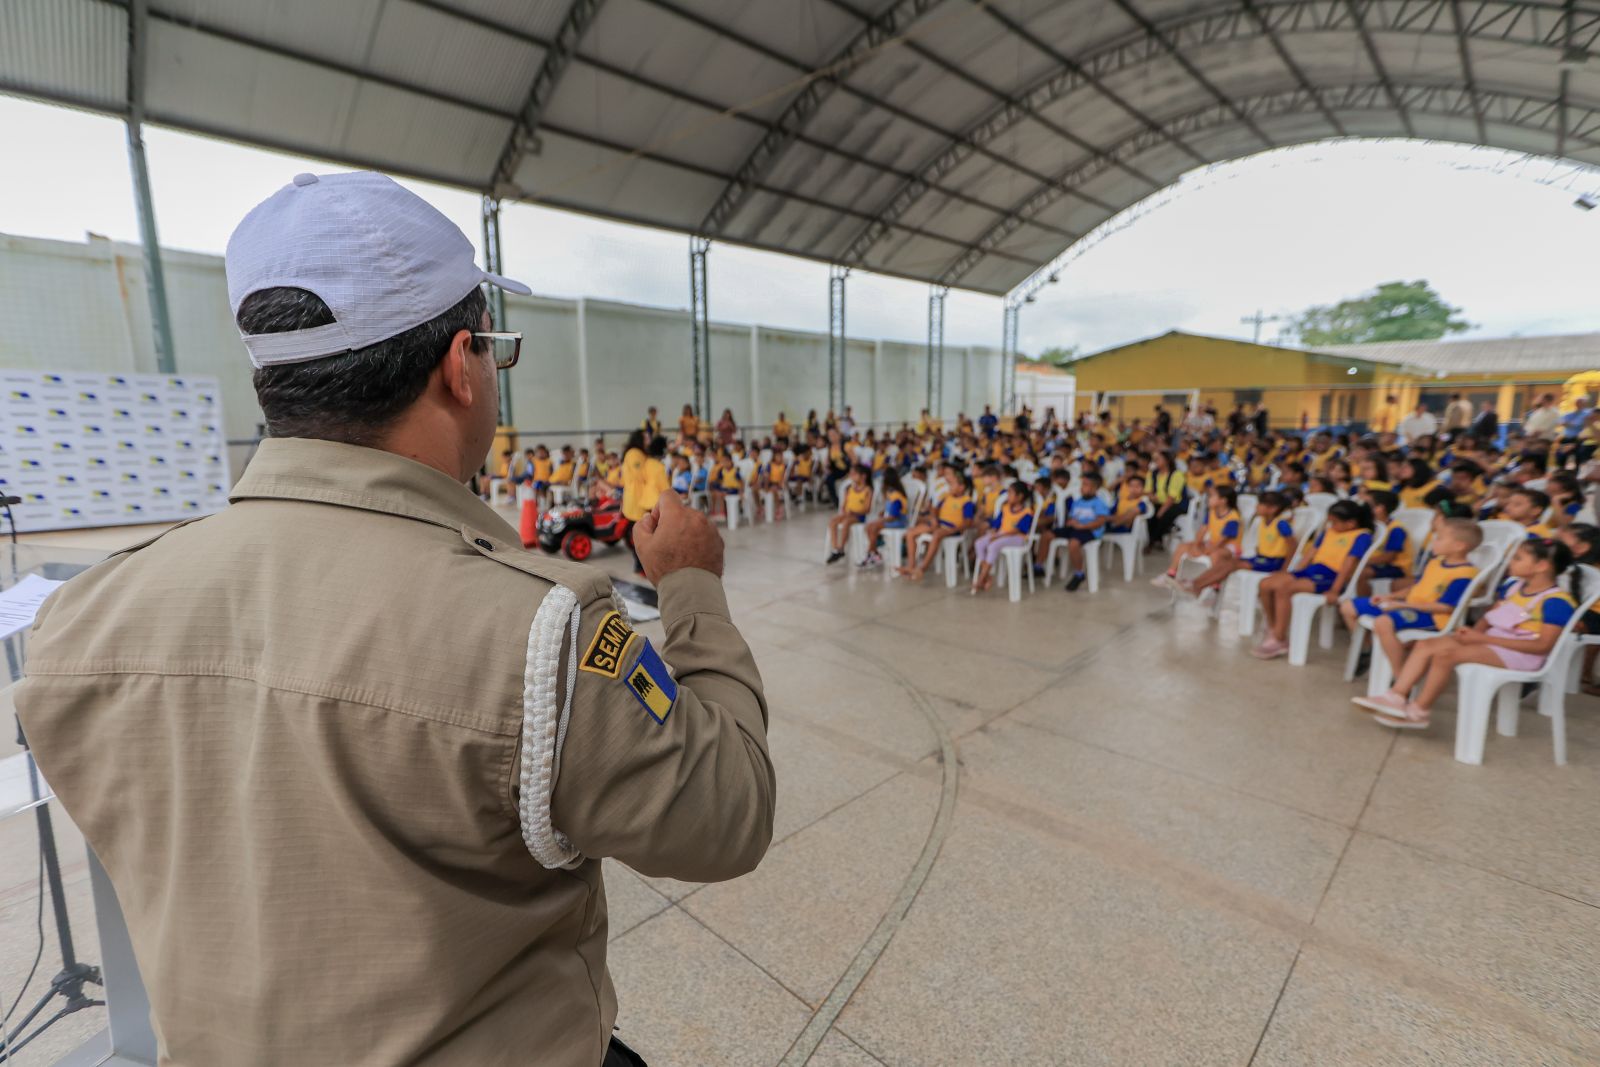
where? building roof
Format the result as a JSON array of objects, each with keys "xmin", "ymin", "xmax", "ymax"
[
  {"xmin": 4, "ymin": 0, "xmax": 1598, "ymax": 296},
  {"xmin": 1310, "ymin": 333, "xmax": 1600, "ymax": 376}
]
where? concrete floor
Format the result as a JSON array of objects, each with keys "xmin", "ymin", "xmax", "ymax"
[{"xmin": 6, "ymin": 508, "xmax": 1600, "ymax": 1065}]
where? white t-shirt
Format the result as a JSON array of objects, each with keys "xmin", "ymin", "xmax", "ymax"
[
  {"xmin": 1523, "ymin": 406, "xmax": 1562, "ymax": 438},
  {"xmin": 1398, "ymin": 411, "xmax": 1438, "ymax": 441}
]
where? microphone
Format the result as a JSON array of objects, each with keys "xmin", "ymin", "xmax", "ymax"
[{"xmin": 0, "ymin": 496, "xmax": 21, "ymax": 506}]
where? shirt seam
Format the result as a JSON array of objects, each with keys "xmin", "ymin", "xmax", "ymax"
[{"xmin": 21, "ymin": 663, "xmax": 518, "ymax": 737}]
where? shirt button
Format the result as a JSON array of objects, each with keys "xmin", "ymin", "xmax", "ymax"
[{"xmin": 474, "ymin": 538, "xmax": 494, "ymax": 550}]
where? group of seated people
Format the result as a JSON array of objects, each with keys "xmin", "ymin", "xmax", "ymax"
[{"xmin": 480, "ymin": 403, "xmax": 1600, "ymax": 726}]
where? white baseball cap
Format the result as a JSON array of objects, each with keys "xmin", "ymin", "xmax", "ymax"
[{"xmin": 225, "ymin": 171, "xmax": 531, "ymax": 368}]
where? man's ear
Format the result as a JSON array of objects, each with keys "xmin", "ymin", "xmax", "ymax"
[{"xmin": 439, "ymin": 330, "xmax": 476, "ymax": 408}]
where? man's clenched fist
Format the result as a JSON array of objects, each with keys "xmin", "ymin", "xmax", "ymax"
[{"xmin": 633, "ymin": 489, "xmax": 724, "ymax": 584}]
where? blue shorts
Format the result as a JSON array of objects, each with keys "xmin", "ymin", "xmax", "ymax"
[
  {"xmin": 1107, "ymin": 524, "xmax": 1133, "ymax": 535},
  {"xmin": 1369, "ymin": 564, "xmax": 1407, "ymax": 580},
  {"xmin": 1054, "ymin": 528, "xmax": 1099, "ymax": 544},
  {"xmin": 534, "ymin": 480, "xmax": 550, "ymax": 491},
  {"xmin": 1292, "ymin": 563, "xmax": 1338, "ymax": 594},
  {"xmin": 1351, "ymin": 597, "xmax": 1436, "ymax": 631},
  {"xmin": 846, "ymin": 512, "xmax": 867, "ymax": 523},
  {"xmin": 1243, "ymin": 556, "xmax": 1284, "ymax": 573},
  {"xmin": 720, "ymin": 487, "xmax": 740, "ymax": 495},
  {"xmin": 882, "ymin": 518, "xmax": 907, "ymax": 530}
]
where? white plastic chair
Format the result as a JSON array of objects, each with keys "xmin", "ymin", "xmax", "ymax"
[
  {"xmin": 1287, "ymin": 524, "xmax": 1387, "ymax": 666},
  {"xmin": 845, "ymin": 486, "xmax": 877, "ymax": 565},
  {"xmin": 1303, "ymin": 492, "xmax": 1339, "ymax": 512},
  {"xmin": 1236, "ymin": 494, "xmax": 1258, "ymax": 528},
  {"xmin": 1102, "ymin": 512, "xmax": 1148, "ymax": 583},
  {"xmin": 1468, "ymin": 520, "xmax": 1531, "ymax": 610},
  {"xmin": 998, "ymin": 524, "xmax": 1040, "ymax": 602},
  {"xmin": 489, "ymin": 477, "xmax": 511, "ymax": 507},
  {"xmin": 1370, "ymin": 508, "xmax": 1436, "ymax": 596},
  {"xmin": 880, "ymin": 481, "xmax": 927, "ymax": 580},
  {"xmin": 1452, "ymin": 566, "xmax": 1600, "ymax": 765},
  {"xmin": 919, "ymin": 528, "xmax": 972, "ymax": 588}
]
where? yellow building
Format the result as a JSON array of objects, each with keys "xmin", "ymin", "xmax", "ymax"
[{"xmin": 1063, "ymin": 330, "xmax": 1595, "ymax": 431}]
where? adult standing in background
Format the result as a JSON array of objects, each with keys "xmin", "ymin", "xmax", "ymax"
[
  {"xmin": 1523, "ymin": 392, "xmax": 1563, "ymax": 439},
  {"xmin": 805, "ymin": 409, "xmax": 821, "ymax": 437},
  {"xmin": 1398, "ymin": 401, "xmax": 1438, "ymax": 444},
  {"xmin": 1153, "ymin": 405, "xmax": 1172, "ymax": 437},
  {"xmin": 839, "ymin": 406, "xmax": 856, "ymax": 438},
  {"xmin": 641, "ymin": 405, "xmax": 662, "ymax": 444},
  {"xmin": 1443, "ymin": 392, "xmax": 1473, "ymax": 436},
  {"xmin": 1373, "ymin": 394, "xmax": 1400, "ymax": 435},
  {"xmin": 716, "ymin": 408, "xmax": 738, "ymax": 447},
  {"xmin": 620, "ymin": 429, "xmax": 648, "ymax": 516},
  {"xmin": 15, "ymin": 171, "xmax": 773, "ymax": 1067},
  {"xmin": 1469, "ymin": 400, "xmax": 1498, "ymax": 442},
  {"xmin": 823, "ymin": 427, "xmax": 850, "ymax": 504},
  {"xmin": 625, "ymin": 436, "xmax": 672, "ymax": 577},
  {"xmin": 773, "ymin": 411, "xmax": 792, "ymax": 441},
  {"xmin": 979, "ymin": 404, "xmax": 998, "ymax": 439},
  {"xmin": 677, "ymin": 403, "xmax": 698, "ymax": 445}
]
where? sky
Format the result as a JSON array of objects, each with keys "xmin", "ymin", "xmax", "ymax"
[{"xmin": 1, "ymin": 93, "xmax": 1597, "ymax": 358}]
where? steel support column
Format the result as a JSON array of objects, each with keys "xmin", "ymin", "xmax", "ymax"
[
  {"xmin": 480, "ymin": 196, "xmax": 513, "ymax": 427},
  {"xmin": 1001, "ymin": 299, "xmax": 1021, "ymax": 416},
  {"xmin": 926, "ymin": 285, "xmax": 947, "ymax": 419},
  {"xmin": 828, "ymin": 266, "xmax": 849, "ymax": 415},
  {"xmin": 126, "ymin": 0, "xmax": 175, "ymax": 374},
  {"xmin": 689, "ymin": 236, "xmax": 711, "ymax": 422}
]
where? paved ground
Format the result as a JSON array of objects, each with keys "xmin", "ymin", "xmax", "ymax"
[{"xmin": 5, "ymin": 509, "xmax": 1600, "ymax": 1065}]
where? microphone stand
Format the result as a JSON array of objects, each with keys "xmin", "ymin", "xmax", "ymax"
[{"xmin": 1, "ymin": 503, "xmax": 105, "ymax": 1060}]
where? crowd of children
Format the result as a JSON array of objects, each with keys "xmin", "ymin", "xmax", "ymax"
[{"xmin": 480, "ymin": 401, "xmax": 1600, "ymax": 724}]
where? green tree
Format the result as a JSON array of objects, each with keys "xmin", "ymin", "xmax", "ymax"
[
  {"xmin": 1036, "ymin": 345, "xmax": 1080, "ymax": 365},
  {"xmin": 1289, "ymin": 281, "xmax": 1470, "ymax": 346}
]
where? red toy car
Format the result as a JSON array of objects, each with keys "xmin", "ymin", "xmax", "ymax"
[{"xmin": 535, "ymin": 489, "xmax": 633, "ymax": 561}]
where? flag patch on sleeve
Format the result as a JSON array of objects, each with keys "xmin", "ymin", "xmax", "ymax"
[{"xmin": 623, "ymin": 640, "xmax": 677, "ymax": 725}]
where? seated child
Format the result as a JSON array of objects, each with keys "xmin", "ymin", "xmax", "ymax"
[
  {"xmin": 1500, "ymin": 486, "xmax": 1553, "ymax": 538},
  {"xmin": 764, "ymin": 453, "xmax": 788, "ymax": 519},
  {"xmin": 827, "ymin": 465, "xmax": 873, "ymax": 563},
  {"xmin": 1558, "ymin": 523, "xmax": 1600, "ymax": 694},
  {"xmin": 1058, "ymin": 470, "xmax": 1113, "ymax": 593},
  {"xmin": 1355, "ymin": 537, "xmax": 1581, "ymax": 729},
  {"xmin": 1155, "ymin": 485, "xmax": 1242, "ymax": 590},
  {"xmin": 1251, "ymin": 499, "xmax": 1374, "ymax": 659},
  {"xmin": 1182, "ymin": 490, "xmax": 1295, "ymax": 600},
  {"xmin": 1032, "ymin": 468, "xmax": 1073, "ymax": 573},
  {"xmin": 670, "ymin": 454, "xmax": 693, "ymax": 496},
  {"xmin": 1109, "ymin": 474, "xmax": 1153, "ymax": 534},
  {"xmin": 551, "ymin": 445, "xmax": 575, "ymax": 487},
  {"xmin": 860, "ymin": 469, "xmax": 911, "ymax": 568},
  {"xmin": 971, "ymin": 480, "xmax": 1036, "ymax": 594},
  {"xmin": 1357, "ymin": 490, "xmax": 1413, "ymax": 594},
  {"xmin": 1341, "ymin": 516, "xmax": 1481, "ymax": 682},
  {"xmin": 899, "ymin": 469, "xmax": 975, "ymax": 581}
]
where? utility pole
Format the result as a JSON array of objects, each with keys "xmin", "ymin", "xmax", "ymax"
[{"xmin": 1240, "ymin": 309, "xmax": 1283, "ymax": 345}]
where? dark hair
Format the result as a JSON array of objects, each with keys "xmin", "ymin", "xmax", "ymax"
[
  {"xmin": 1211, "ymin": 485, "xmax": 1238, "ymax": 510},
  {"xmin": 624, "ymin": 429, "xmax": 647, "ymax": 453},
  {"xmin": 1564, "ymin": 523, "xmax": 1600, "ymax": 564},
  {"xmin": 1445, "ymin": 459, "xmax": 1481, "ymax": 482},
  {"xmin": 1401, "ymin": 459, "xmax": 1434, "ymax": 488},
  {"xmin": 243, "ymin": 285, "xmax": 487, "ymax": 445},
  {"xmin": 1328, "ymin": 499, "xmax": 1373, "ymax": 529},
  {"xmin": 1512, "ymin": 487, "xmax": 1551, "ymax": 511},
  {"xmin": 1424, "ymin": 485, "xmax": 1469, "ymax": 517},
  {"xmin": 1518, "ymin": 536, "xmax": 1582, "ymax": 605},
  {"xmin": 1258, "ymin": 490, "xmax": 1288, "ymax": 513},
  {"xmin": 647, "ymin": 435, "xmax": 667, "ymax": 459},
  {"xmin": 1368, "ymin": 489, "xmax": 1400, "ymax": 517},
  {"xmin": 1081, "ymin": 469, "xmax": 1103, "ymax": 486},
  {"xmin": 880, "ymin": 467, "xmax": 906, "ymax": 497}
]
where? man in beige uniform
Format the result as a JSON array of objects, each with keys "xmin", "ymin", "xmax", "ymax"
[{"xmin": 14, "ymin": 172, "xmax": 774, "ymax": 1066}]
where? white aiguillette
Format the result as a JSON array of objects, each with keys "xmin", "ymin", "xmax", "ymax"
[{"xmin": 0, "ymin": 574, "xmax": 65, "ymax": 641}]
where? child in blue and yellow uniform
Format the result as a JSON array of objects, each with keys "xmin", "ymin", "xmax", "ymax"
[
  {"xmin": 1181, "ymin": 490, "xmax": 1296, "ymax": 600},
  {"xmin": 1156, "ymin": 485, "xmax": 1242, "ymax": 589},
  {"xmin": 709, "ymin": 448, "xmax": 742, "ymax": 521},
  {"xmin": 860, "ymin": 468, "xmax": 910, "ymax": 568},
  {"xmin": 1357, "ymin": 537, "xmax": 1582, "ymax": 729},
  {"xmin": 1502, "ymin": 486, "xmax": 1554, "ymax": 538},
  {"xmin": 827, "ymin": 465, "xmax": 873, "ymax": 564},
  {"xmin": 1342, "ymin": 516, "xmax": 1481, "ymax": 682},
  {"xmin": 1248, "ymin": 502, "xmax": 1376, "ymax": 659},
  {"xmin": 1252, "ymin": 499, "xmax": 1374, "ymax": 659},
  {"xmin": 1357, "ymin": 490, "xmax": 1414, "ymax": 594},
  {"xmin": 764, "ymin": 453, "xmax": 788, "ymax": 519},
  {"xmin": 900, "ymin": 468, "xmax": 975, "ymax": 581},
  {"xmin": 971, "ymin": 480, "xmax": 1036, "ymax": 594}
]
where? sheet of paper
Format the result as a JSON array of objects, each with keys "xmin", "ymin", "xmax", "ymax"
[{"xmin": 0, "ymin": 574, "xmax": 65, "ymax": 641}]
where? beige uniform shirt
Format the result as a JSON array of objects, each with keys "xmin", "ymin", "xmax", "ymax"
[{"xmin": 15, "ymin": 438, "xmax": 774, "ymax": 1066}]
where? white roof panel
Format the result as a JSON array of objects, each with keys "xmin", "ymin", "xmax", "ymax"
[{"xmin": 3, "ymin": 0, "xmax": 1591, "ymax": 295}]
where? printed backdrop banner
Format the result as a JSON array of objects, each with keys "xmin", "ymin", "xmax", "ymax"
[{"xmin": 1, "ymin": 371, "xmax": 232, "ymax": 533}]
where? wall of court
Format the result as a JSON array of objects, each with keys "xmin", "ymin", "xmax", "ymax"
[{"xmin": 1, "ymin": 233, "xmax": 1007, "ymax": 471}]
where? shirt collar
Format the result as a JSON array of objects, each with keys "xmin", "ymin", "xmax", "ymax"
[{"xmin": 230, "ymin": 438, "xmax": 519, "ymax": 540}]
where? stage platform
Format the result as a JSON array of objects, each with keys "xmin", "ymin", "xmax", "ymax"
[{"xmin": 5, "ymin": 507, "xmax": 1599, "ymax": 1065}]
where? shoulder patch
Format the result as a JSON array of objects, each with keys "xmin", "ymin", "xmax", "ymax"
[
  {"xmin": 579, "ymin": 610, "xmax": 637, "ymax": 679},
  {"xmin": 624, "ymin": 639, "xmax": 678, "ymax": 725}
]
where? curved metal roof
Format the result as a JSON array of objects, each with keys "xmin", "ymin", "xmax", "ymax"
[{"xmin": 3, "ymin": 0, "xmax": 1597, "ymax": 295}]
